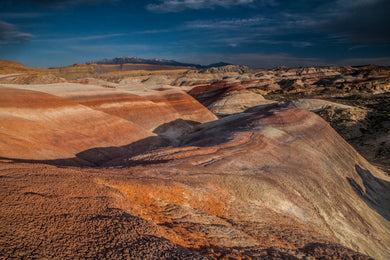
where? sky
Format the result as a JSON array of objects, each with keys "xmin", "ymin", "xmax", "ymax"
[{"xmin": 0, "ymin": 0, "xmax": 389, "ymax": 68}]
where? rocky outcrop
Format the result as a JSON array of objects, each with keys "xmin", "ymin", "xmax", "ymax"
[
  {"xmin": 1, "ymin": 83, "xmax": 216, "ymax": 130},
  {"xmin": 103, "ymin": 107, "xmax": 390, "ymax": 259},
  {"xmin": 195, "ymin": 65, "xmax": 251, "ymax": 74},
  {"xmin": 144, "ymin": 89, "xmax": 218, "ymax": 123},
  {"xmin": 1, "ymin": 60, "xmax": 390, "ymax": 259},
  {"xmin": 0, "ymin": 73, "xmax": 66, "ymax": 84},
  {"xmin": 189, "ymin": 81, "xmax": 273, "ymax": 116},
  {"xmin": 0, "ymin": 60, "xmax": 46, "ymax": 74},
  {"xmin": 49, "ymin": 63, "xmax": 98, "ymax": 80},
  {"xmin": 1, "ymin": 106, "xmax": 388, "ymax": 259}
]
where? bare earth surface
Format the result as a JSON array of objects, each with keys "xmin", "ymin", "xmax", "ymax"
[{"xmin": 0, "ymin": 61, "xmax": 390, "ymax": 259}]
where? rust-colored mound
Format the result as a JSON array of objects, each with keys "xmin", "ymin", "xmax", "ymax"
[
  {"xmin": 0, "ymin": 86, "xmax": 72, "ymax": 109},
  {"xmin": 0, "ymin": 60, "xmax": 24, "ymax": 67},
  {"xmin": 67, "ymin": 87, "xmax": 217, "ymax": 131},
  {"xmin": 0, "ymin": 86, "xmax": 152, "ymax": 161},
  {"xmin": 188, "ymin": 81, "xmax": 242, "ymax": 106},
  {"xmin": 2, "ymin": 83, "xmax": 217, "ymax": 131},
  {"xmin": 64, "ymin": 91, "xmax": 183, "ymax": 131},
  {"xmin": 1, "ymin": 107, "xmax": 388, "ymax": 259},
  {"xmin": 188, "ymin": 81, "xmax": 272, "ymax": 116},
  {"xmin": 0, "ymin": 73, "xmax": 66, "ymax": 84},
  {"xmin": 145, "ymin": 90, "xmax": 218, "ymax": 123},
  {"xmin": 103, "ymin": 108, "xmax": 390, "ymax": 259},
  {"xmin": 0, "ymin": 60, "xmax": 47, "ymax": 75},
  {"xmin": 0, "ymin": 164, "xmax": 203, "ymax": 259},
  {"xmin": 144, "ymin": 89, "xmax": 218, "ymax": 123},
  {"xmin": 1, "ymin": 62, "xmax": 390, "ymax": 259}
]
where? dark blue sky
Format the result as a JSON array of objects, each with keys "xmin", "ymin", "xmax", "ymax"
[{"xmin": 1, "ymin": 0, "xmax": 389, "ymax": 68}]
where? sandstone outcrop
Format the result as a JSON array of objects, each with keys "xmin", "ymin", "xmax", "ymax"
[
  {"xmin": 0, "ymin": 73, "xmax": 66, "ymax": 84},
  {"xmin": 143, "ymin": 89, "xmax": 218, "ymax": 123},
  {"xmin": 195, "ymin": 65, "xmax": 251, "ymax": 74},
  {"xmin": 189, "ymin": 81, "xmax": 273, "ymax": 116}
]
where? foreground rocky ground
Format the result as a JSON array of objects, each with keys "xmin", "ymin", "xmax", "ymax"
[{"xmin": 0, "ymin": 61, "xmax": 389, "ymax": 259}]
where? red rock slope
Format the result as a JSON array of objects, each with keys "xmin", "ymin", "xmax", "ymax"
[
  {"xmin": 0, "ymin": 83, "xmax": 217, "ymax": 162},
  {"xmin": 104, "ymin": 107, "xmax": 390, "ymax": 259},
  {"xmin": 1, "ymin": 84, "xmax": 217, "ymax": 131},
  {"xmin": 144, "ymin": 89, "xmax": 218, "ymax": 123},
  {"xmin": 188, "ymin": 81, "xmax": 272, "ymax": 116},
  {"xmin": 0, "ymin": 106, "xmax": 389, "ymax": 259},
  {"xmin": 0, "ymin": 86, "xmax": 152, "ymax": 161}
]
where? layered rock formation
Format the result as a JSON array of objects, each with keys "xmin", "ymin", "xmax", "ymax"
[
  {"xmin": 0, "ymin": 82, "xmax": 216, "ymax": 163},
  {"xmin": 105, "ymin": 107, "xmax": 390, "ymax": 259},
  {"xmin": 0, "ymin": 106, "xmax": 389, "ymax": 259},
  {"xmin": 0, "ymin": 86, "xmax": 152, "ymax": 161},
  {"xmin": 188, "ymin": 81, "xmax": 273, "ymax": 116},
  {"xmin": 0, "ymin": 73, "xmax": 66, "ymax": 84},
  {"xmin": 193, "ymin": 65, "xmax": 251, "ymax": 74},
  {"xmin": 1, "ymin": 60, "xmax": 390, "ymax": 259}
]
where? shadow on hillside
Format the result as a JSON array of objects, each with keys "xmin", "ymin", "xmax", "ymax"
[
  {"xmin": 0, "ymin": 118, "xmax": 223, "ymax": 168},
  {"xmin": 0, "ymin": 135, "xmax": 171, "ymax": 168},
  {"xmin": 0, "ymin": 156, "xmax": 95, "ymax": 168},
  {"xmin": 0, "ymin": 112, "xmax": 246, "ymax": 168},
  {"xmin": 182, "ymin": 242, "xmax": 371, "ymax": 259},
  {"xmin": 347, "ymin": 165, "xmax": 390, "ymax": 221},
  {"xmin": 76, "ymin": 136, "xmax": 171, "ymax": 166}
]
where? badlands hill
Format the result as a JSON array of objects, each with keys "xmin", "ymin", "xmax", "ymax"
[{"xmin": 0, "ymin": 60, "xmax": 389, "ymax": 259}]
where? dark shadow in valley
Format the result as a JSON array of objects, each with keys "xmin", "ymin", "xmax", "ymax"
[{"xmin": 347, "ymin": 165, "xmax": 390, "ymax": 221}]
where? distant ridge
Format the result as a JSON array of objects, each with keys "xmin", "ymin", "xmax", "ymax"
[{"xmin": 86, "ymin": 56, "xmax": 231, "ymax": 69}]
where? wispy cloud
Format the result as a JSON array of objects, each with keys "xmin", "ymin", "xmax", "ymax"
[
  {"xmin": 147, "ymin": 0, "xmax": 254, "ymax": 12},
  {"xmin": 69, "ymin": 44, "xmax": 152, "ymax": 53},
  {"xmin": 41, "ymin": 49, "xmax": 72, "ymax": 54},
  {"xmin": 183, "ymin": 15, "xmax": 320, "ymax": 48},
  {"xmin": 33, "ymin": 33, "xmax": 126, "ymax": 43},
  {"xmin": 338, "ymin": 56, "xmax": 390, "ymax": 66},
  {"xmin": 314, "ymin": 0, "xmax": 390, "ymax": 44},
  {"xmin": 185, "ymin": 17, "xmax": 269, "ymax": 29},
  {"xmin": 0, "ymin": 12, "xmax": 47, "ymax": 19},
  {"xmin": 336, "ymin": 0, "xmax": 383, "ymax": 9},
  {"xmin": 184, "ymin": 12, "xmax": 326, "ymax": 34},
  {"xmin": 0, "ymin": 20, "xmax": 33, "ymax": 45},
  {"xmin": 184, "ymin": 52, "xmax": 326, "ymax": 68},
  {"xmin": 183, "ymin": 0, "xmax": 390, "ymax": 47},
  {"xmin": 23, "ymin": 0, "xmax": 119, "ymax": 8},
  {"xmin": 226, "ymin": 53, "xmax": 325, "ymax": 68},
  {"xmin": 133, "ymin": 29, "xmax": 172, "ymax": 35}
]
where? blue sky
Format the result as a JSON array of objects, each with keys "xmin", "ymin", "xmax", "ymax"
[{"xmin": 0, "ymin": 0, "xmax": 389, "ymax": 68}]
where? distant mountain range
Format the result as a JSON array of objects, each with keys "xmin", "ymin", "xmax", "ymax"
[{"xmin": 87, "ymin": 56, "xmax": 231, "ymax": 69}]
